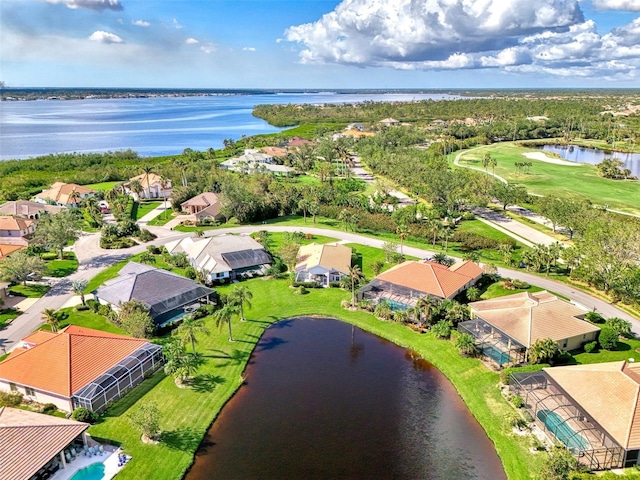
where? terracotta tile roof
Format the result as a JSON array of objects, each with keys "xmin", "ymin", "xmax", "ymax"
[
  {"xmin": 470, "ymin": 291, "xmax": 599, "ymax": 347},
  {"xmin": 128, "ymin": 172, "xmax": 167, "ymax": 189},
  {"xmin": 296, "ymin": 243, "xmax": 352, "ymax": 275},
  {"xmin": 544, "ymin": 361, "xmax": 640, "ymax": 449},
  {"xmin": 181, "ymin": 192, "xmax": 219, "ymax": 208},
  {"xmin": 0, "ymin": 406, "xmax": 88, "ymax": 480},
  {"xmin": 286, "ymin": 136, "xmax": 313, "ymax": 147},
  {"xmin": 0, "ymin": 216, "xmax": 33, "ymax": 232},
  {"xmin": 261, "ymin": 146, "xmax": 288, "ymax": 157},
  {"xmin": 36, "ymin": 183, "xmax": 95, "ymax": 205},
  {"xmin": 0, "ymin": 326, "xmax": 149, "ymax": 397},
  {"xmin": 0, "ymin": 243, "xmax": 25, "ymax": 260},
  {"xmin": 375, "ymin": 260, "xmax": 483, "ymax": 299}
]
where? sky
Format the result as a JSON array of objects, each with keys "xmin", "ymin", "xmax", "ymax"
[{"xmin": 2, "ymin": 0, "xmax": 640, "ymax": 89}]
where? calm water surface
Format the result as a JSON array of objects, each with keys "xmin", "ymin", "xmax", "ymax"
[
  {"xmin": 185, "ymin": 317, "xmax": 506, "ymax": 480},
  {"xmin": 0, "ymin": 92, "xmax": 454, "ymax": 160},
  {"xmin": 540, "ymin": 144, "xmax": 640, "ymax": 177}
]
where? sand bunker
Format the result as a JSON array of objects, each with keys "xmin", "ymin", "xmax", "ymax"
[{"xmin": 522, "ymin": 151, "xmax": 582, "ymax": 166}]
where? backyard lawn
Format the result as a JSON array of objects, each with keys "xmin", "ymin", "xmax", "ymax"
[
  {"xmin": 9, "ymin": 283, "xmax": 51, "ymax": 298},
  {"xmin": 82, "ymin": 181, "xmax": 123, "ymax": 191},
  {"xmin": 0, "ymin": 308, "xmax": 20, "ymax": 329},
  {"xmin": 45, "ymin": 253, "xmax": 79, "ymax": 277},
  {"xmin": 132, "ymin": 201, "xmax": 163, "ymax": 221},
  {"xmin": 84, "ymin": 278, "xmax": 540, "ymax": 480},
  {"xmin": 455, "ymin": 143, "xmax": 640, "ymax": 215}
]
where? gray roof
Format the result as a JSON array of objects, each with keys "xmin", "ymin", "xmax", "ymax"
[
  {"xmin": 0, "ymin": 200, "xmax": 64, "ymax": 217},
  {"xmin": 95, "ymin": 262, "xmax": 214, "ymax": 318}
]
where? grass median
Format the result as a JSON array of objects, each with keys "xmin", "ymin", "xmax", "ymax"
[{"xmin": 86, "ymin": 278, "xmax": 540, "ymax": 480}]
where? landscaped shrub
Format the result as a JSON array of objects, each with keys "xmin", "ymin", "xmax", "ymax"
[
  {"xmin": 432, "ymin": 320, "xmax": 452, "ymax": 339},
  {"xmin": 75, "ymin": 304, "xmax": 90, "ymax": 311},
  {"xmin": 511, "ymin": 396, "xmax": 524, "ymax": 408},
  {"xmin": 585, "ymin": 311, "xmax": 604, "ymax": 324},
  {"xmin": 41, "ymin": 252, "xmax": 58, "ymax": 261},
  {"xmin": 605, "ymin": 317, "xmax": 632, "ymax": 337},
  {"xmin": 184, "ymin": 266, "xmax": 197, "ymax": 280},
  {"xmin": 71, "ymin": 407, "xmax": 98, "ymax": 424},
  {"xmin": 146, "ymin": 245, "xmax": 162, "ymax": 255},
  {"xmin": 0, "ymin": 391, "xmax": 23, "ymax": 407},
  {"xmin": 41, "ymin": 403, "xmax": 58, "ymax": 415},
  {"xmin": 511, "ymin": 279, "xmax": 530, "ymax": 289},
  {"xmin": 500, "ymin": 364, "xmax": 550, "ymax": 385},
  {"xmin": 291, "ymin": 281, "xmax": 321, "ymax": 289},
  {"xmin": 583, "ymin": 341, "xmax": 597, "ymax": 353},
  {"xmin": 136, "ymin": 229, "xmax": 156, "ymax": 242},
  {"xmin": 598, "ymin": 326, "xmax": 618, "ymax": 350},
  {"xmin": 86, "ymin": 299, "xmax": 99, "ymax": 312},
  {"xmin": 451, "ymin": 231, "xmax": 501, "ymax": 251}
]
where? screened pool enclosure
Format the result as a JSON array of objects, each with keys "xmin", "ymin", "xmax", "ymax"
[
  {"xmin": 357, "ymin": 279, "xmax": 425, "ymax": 310},
  {"xmin": 510, "ymin": 371, "xmax": 626, "ymax": 470},
  {"xmin": 458, "ymin": 318, "xmax": 527, "ymax": 367},
  {"xmin": 72, "ymin": 343, "xmax": 163, "ymax": 412}
]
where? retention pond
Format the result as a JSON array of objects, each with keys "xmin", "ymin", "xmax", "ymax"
[{"xmin": 185, "ymin": 317, "xmax": 507, "ymax": 480}]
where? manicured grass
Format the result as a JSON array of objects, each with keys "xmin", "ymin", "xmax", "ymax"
[
  {"xmin": 40, "ymin": 307, "xmax": 126, "ymax": 335},
  {"xmin": 85, "ymin": 258, "xmax": 130, "ymax": 293},
  {"xmin": 87, "ymin": 277, "xmax": 540, "ymax": 480},
  {"xmin": 9, "ymin": 283, "xmax": 50, "ymax": 298},
  {"xmin": 46, "ymin": 256, "xmax": 79, "ymax": 277},
  {"xmin": 147, "ymin": 209, "xmax": 174, "ymax": 226},
  {"xmin": 480, "ymin": 281, "xmax": 543, "ymax": 300},
  {"xmin": 345, "ymin": 243, "xmax": 418, "ymax": 279},
  {"xmin": 0, "ymin": 308, "xmax": 20, "ymax": 329},
  {"xmin": 572, "ymin": 335, "xmax": 640, "ymax": 364},
  {"xmin": 456, "ymin": 143, "xmax": 640, "ymax": 215},
  {"xmin": 83, "ymin": 181, "xmax": 123, "ymax": 191},
  {"xmin": 132, "ymin": 201, "xmax": 163, "ymax": 221}
]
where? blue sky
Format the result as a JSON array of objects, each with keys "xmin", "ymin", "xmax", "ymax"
[{"xmin": 1, "ymin": 0, "xmax": 640, "ymax": 89}]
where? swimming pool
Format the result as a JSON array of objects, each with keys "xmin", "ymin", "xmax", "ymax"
[
  {"xmin": 537, "ymin": 409, "xmax": 590, "ymax": 452},
  {"xmin": 482, "ymin": 345, "xmax": 511, "ymax": 365},
  {"xmin": 69, "ymin": 462, "xmax": 105, "ymax": 480}
]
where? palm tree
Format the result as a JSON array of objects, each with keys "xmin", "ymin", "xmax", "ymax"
[
  {"xmin": 68, "ymin": 188, "xmax": 81, "ymax": 207},
  {"xmin": 42, "ymin": 308, "xmax": 61, "ymax": 332},
  {"xmin": 72, "ymin": 279, "xmax": 88, "ymax": 306},
  {"xmin": 213, "ymin": 304, "xmax": 239, "ymax": 342},
  {"xmin": 426, "ymin": 218, "xmax": 441, "ymax": 247},
  {"xmin": 141, "ymin": 165, "xmax": 154, "ymax": 199},
  {"xmin": 128, "ymin": 179, "xmax": 144, "ymax": 201},
  {"xmin": 489, "ymin": 155, "xmax": 498, "ymax": 175},
  {"xmin": 455, "ymin": 333, "xmax": 478, "ymax": 357},
  {"xmin": 415, "ymin": 296, "xmax": 436, "ymax": 326},
  {"xmin": 396, "ymin": 224, "xmax": 409, "ymax": 258},
  {"xmin": 348, "ymin": 265, "xmax": 363, "ymax": 307},
  {"xmin": 228, "ymin": 285, "xmax": 253, "ymax": 322},
  {"xmin": 163, "ymin": 340, "xmax": 202, "ymax": 385},
  {"xmin": 174, "ymin": 314, "xmax": 210, "ymax": 353}
]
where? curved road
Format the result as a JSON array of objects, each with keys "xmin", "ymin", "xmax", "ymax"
[{"xmin": 1, "ymin": 224, "xmax": 637, "ymax": 352}]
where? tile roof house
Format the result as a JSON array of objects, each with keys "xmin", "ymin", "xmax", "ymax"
[
  {"xmin": 0, "ymin": 325, "xmax": 163, "ymax": 412},
  {"xmin": 221, "ymin": 149, "xmax": 295, "ymax": 176},
  {"xmin": 0, "ymin": 407, "xmax": 89, "ymax": 480},
  {"xmin": 94, "ymin": 262, "xmax": 214, "ymax": 325},
  {"xmin": 459, "ymin": 291, "xmax": 599, "ymax": 367},
  {"xmin": 34, "ymin": 182, "xmax": 96, "ymax": 207},
  {"xmin": 123, "ymin": 173, "xmax": 172, "ymax": 200},
  {"xmin": 295, "ymin": 243, "xmax": 352, "ymax": 287},
  {"xmin": 0, "ymin": 200, "xmax": 64, "ymax": 219},
  {"xmin": 286, "ymin": 136, "xmax": 314, "ymax": 147},
  {"xmin": 379, "ymin": 118, "xmax": 400, "ymax": 127},
  {"xmin": 164, "ymin": 234, "xmax": 271, "ymax": 283},
  {"xmin": 180, "ymin": 192, "xmax": 223, "ymax": 222},
  {"xmin": 358, "ymin": 260, "xmax": 483, "ymax": 308},
  {"xmin": 0, "ymin": 243, "xmax": 26, "ymax": 260},
  {"xmin": 510, "ymin": 361, "xmax": 640, "ymax": 470},
  {"xmin": 261, "ymin": 146, "xmax": 288, "ymax": 158},
  {"xmin": 0, "ymin": 216, "xmax": 35, "ymax": 250}
]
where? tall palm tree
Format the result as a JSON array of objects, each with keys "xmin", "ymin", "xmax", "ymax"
[
  {"xmin": 213, "ymin": 304, "xmax": 240, "ymax": 342},
  {"xmin": 228, "ymin": 285, "xmax": 253, "ymax": 322},
  {"xmin": 128, "ymin": 179, "xmax": 144, "ymax": 201},
  {"xmin": 42, "ymin": 308, "xmax": 61, "ymax": 332},
  {"xmin": 72, "ymin": 279, "xmax": 88, "ymax": 306},
  {"xmin": 426, "ymin": 218, "xmax": 441, "ymax": 247},
  {"xmin": 141, "ymin": 165, "xmax": 154, "ymax": 199},
  {"xmin": 415, "ymin": 296, "xmax": 436, "ymax": 327},
  {"xmin": 396, "ymin": 224, "xmax": 409, "ymax": 258},
  {"xmin": 68, "ymin": 188, "xmax": 81, "ymax": 207},
  {"xmin": 174, "ymin": 314, "xmax": 210, "ymax": 353},
  {"xmin": 348, "ymin": 265, "xmax": 363, "ymax": 307}
]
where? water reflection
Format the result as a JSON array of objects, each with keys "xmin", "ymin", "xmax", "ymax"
[
  {"xmin": 540, "ymin": 144, "xmax": 640, "ymax": 177},
  {"xmin": 185, "ymin": 317, "xmax": 506, "ymax": 480}
]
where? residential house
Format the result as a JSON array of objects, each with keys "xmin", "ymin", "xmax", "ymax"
[
  {"xmin": 123, "ymin": 173, "xmax": 172, "ymax": 200},
  {"xmin": 459, "ymin": 291, "xmax": 599, "ymax": 366},
  {"xmin": 295, "ymin": 243, "xmax": 352, "ymax": 287},
  {"xmin": 358, "ymin": 260, "xmax": 483, "ymax": 309},
  {"xmin": 286, "ymin": 136, "xmax": 314, "ymax": 148},
  {"xmin": 0, "ymin": 216, "xmax": 35, "ymax": 249},
  {"xmin": 0, "ymin": 200, "xmax": 64, "ymax": 220},
  {"xmin": 164, "ymin": 234, "xmax": 271, "ymax": 283},
  {"xmin": 379, "ymin": 118, "xmax": 400, "ymax": 127},
  {"xmin": 94, "ymin": 262, "xmax": 214, "ymax": 326},
  {"xmin": 0, "ymin": 244, "xmax": 25, "ymax": 260},
  {"xmin": 261, "ymin": 146, "xmax": 288, "ymax": 158},
  {"xmin": 34, "ymin": 183, "xmax": 96, "ymax": 207},
  {"xmin": 180, "ymin": 192, "xmax": 224, "ymax": 222},
  {"xmin": 0, "ymin": 407, "xmax": 89, "ymax": 480},
  {"xmin": 0, "ymin": 325, "xmax": 163, "ymax": 412},
  {"xmin": 220, "ymin": 149, "xmax": 295, "ymax": 176},
  {"xmin": 510, "ymin": 360, "xmax": 640, "ymax": 470}
]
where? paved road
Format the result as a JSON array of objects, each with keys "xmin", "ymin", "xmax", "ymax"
[
  {"xmin": 350, "ymin": 156, "xmax": 415, "ymax": 208},
  {"xmin": 473, "ymin": 207, "xmax": 563, "ymax": 247},
  {"xmin": 3, "ymin": 224, "xmax": 637, "ymax": 352}
]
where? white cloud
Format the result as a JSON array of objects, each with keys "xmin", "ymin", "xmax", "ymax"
[
  {"xmin": 186, "ymin": 38, "xmax": 199, "ymax": 44},
  {"xmin": 200, "ymin": 43, "xmax": 216, "ymax": 54},
  {"xmin": 133, "ymin": 20, "xmax": 150, "ymax": 27},
  {"xmin": 173, "ymin": 18, "xmax": 183, "ymax": 29},
  {"xmin": 243, "ymin": 47, "xmax": 256, "ymax": 51},
  {"xmin": 46, "ymin": 0, "xmax": 122, "ymax": 11},
  {"xmin": 88, "ymin": 30, "xmax": 123, "ymax": 44},
  {"xmin": 592, "ymin": 0, "xmax": 640, "ymax": 11}
]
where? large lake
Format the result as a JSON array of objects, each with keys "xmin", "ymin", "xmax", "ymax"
[
  {"xmin": 185, "ymin": 317, "xmax": 506, "ymax": 480},
  {"xmin": 0, "ymin": 92, "xmax": 454, "ymax": 160}
]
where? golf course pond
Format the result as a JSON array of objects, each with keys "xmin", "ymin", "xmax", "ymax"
[{"xmin": 184, "ymin": 317, "xmax": 507, "ymax": 480}]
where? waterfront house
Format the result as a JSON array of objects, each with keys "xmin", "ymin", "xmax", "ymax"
[
  {"xmin": 0, "ymin": 325, "xmax": 163, "ymax": 412},
  {"xmin": 295, "ymin": 243, "xmax": 352, "ymax": 287},
  {"xmin": 220, "ymin": 149, "xmax": 295, "ymax": 176},
  {"xmin": 358, "ymin": 259, "xmax": 483, "ymax": 309},
  {"xmin": 34, "ymin": 183, "xmax": 96, "ymax": 207},
  {"xmin": 0, "ymin": 407, "xmax": 89, "ymax": 480},
  {"xmin": 164, "ymin": 234, "xmax": 271, "ymax": 283},
  {"xmin": 459, "ymin": 291, "xmax": 599, "ymax": 366},
  {"xmin": 94, "ymin": 262, "xmax": 214, "ymax": 325},
  {"xmin": 510, "ymin": 361, "xmax": 640, "ymax": 470}
]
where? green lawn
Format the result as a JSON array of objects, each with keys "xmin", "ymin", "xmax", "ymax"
[
  {"xmin": 85, "ymin": 278, "xmax": 540, "ymax": 480},
  {"xmin": 83, "ymin": 181, "xmax": 123, "ymax": 191},
  {"xmin": 40, "ymin": 307, "xmax": 126, "ymax": 334},
  {"xmin": 346, "ymin": 243, "xmax": 418, "ymax": 279},
  {"xmin": 45, "ymin": 253, "xmax": 79, "ymax": 277},
  {"xmin": 9, "ymin": 283, "xmax": 51, "ymax": 298},
  {"xmin": 572, "ymin": 335, "xmax": 640, "ymax": 364},
  {"xmin": 0, "ymin": 308, "xmax": 20, "ymax": 329},
  {"xmin": 132, "ymin": 201, "xmax": 163, "ymax": 221},
  {"xmin": 480, "ymin": 281, "xmax": 543, "ymax": 300},
  {"xmin": 456, "ymin": 143, "xmax": 640, "ymax": 215},
  {"xmin": 147, "ymin": 209, "xmax": 174, "ymax": 226}
]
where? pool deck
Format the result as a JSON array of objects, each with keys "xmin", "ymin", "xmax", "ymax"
[{"xmin": 49, "ymin": 444, "xmax": 129, "ymax": 480}]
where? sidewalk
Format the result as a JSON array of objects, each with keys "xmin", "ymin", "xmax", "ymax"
[{"xmin": 473, "ymin": 207, "xmax": 563, "ymax": 247}]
